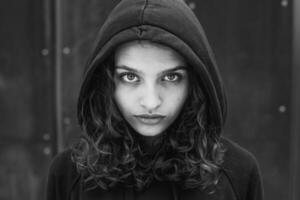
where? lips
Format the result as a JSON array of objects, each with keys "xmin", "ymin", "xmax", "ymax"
[{"xmin": 134, "ymin": 114, "xmax": 165, "ymax": 125}]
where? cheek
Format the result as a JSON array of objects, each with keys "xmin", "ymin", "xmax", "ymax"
[
  {"xmin": 114, "ymin": 86, "xmax": 136, "ymax": 114},
  {"xmin": 165, "ymin": 85, "xmax": 189, "ymax": 112}
]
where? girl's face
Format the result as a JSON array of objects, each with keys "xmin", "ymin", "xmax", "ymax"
[{"xmin": 114, "ymin": 41, "xmax": 189, "ymax": 137}]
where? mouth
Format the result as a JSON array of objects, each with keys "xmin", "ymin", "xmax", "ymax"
[{"xmin": 134, "ymin": 114, "xmax": 166, "ymax": 125}]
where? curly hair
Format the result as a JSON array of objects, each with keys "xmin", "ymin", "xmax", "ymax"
[{"xmin": 72, "ymin": 55, "xmax": 225, "ymax": 192}]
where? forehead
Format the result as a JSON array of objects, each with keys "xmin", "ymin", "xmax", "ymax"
[{"xmin": 114, "ymin": 41, "xmax": 186, "ymax": 73}]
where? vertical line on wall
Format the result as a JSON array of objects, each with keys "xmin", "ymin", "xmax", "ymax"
[
  {"xmin": 43, "ymin": 0, "xmax": 57, "ymax": 156},
  {"xmin": 290, "ymin": 0, "xmax": 300, "ymax": 199},
  {"xmin": 54, "ymin": 0, "xmax": 64, "ymax": 153}
]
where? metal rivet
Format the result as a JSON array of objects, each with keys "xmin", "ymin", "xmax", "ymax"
[
  {"xmin": 41, "ymin": 49, "xmax": 49, "ymax": 56},
  {"xmin": 43, "ymin": 147, "xmax": 51, "ymax": 155},
  {"xmin": 281, "ymin": 0, "xmax": 288, "ymax": 7},
  {"xmin": 188, "ymin": 2, "xmax": 196, "ymax": 10},
  {"xmin": 278, "ymin": 105, "xmax": 287, "ymax": 113},
  {"xmin": 43, "ymin": 133, "xmax": 50, "ymax": 141},
  {"xmin": 64, "ymin": 117, "xmax": 71, "ymax": 125},
  {"xmin": 62, "ymin": 47, "xmax": 71, "ymax": 55}
]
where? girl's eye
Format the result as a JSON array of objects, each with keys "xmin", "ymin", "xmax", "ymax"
[
  {"xmin": 120, "ymin": 72, "xmax": 139, "ymax": 82},
  {"xmin": 162, "ymin": 73, "xmax": 180, "ymax": 82}
]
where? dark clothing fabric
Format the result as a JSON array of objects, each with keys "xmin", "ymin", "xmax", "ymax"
[{"xmin": 46, "ymin": 137, "xmax": 263, "ymax": 200}]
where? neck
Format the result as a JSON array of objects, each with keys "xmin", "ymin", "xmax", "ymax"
[{"xmin": 138, "ymin": 134, "xmax": 164, "ymax": 154}]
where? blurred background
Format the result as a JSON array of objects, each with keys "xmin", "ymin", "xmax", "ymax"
[{"xmin": 0, "ymin": 0, "xmax": 299, "ymax": 199}]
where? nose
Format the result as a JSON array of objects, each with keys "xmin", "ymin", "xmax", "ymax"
[{"xmin": 139, "ymin": 84, "xmax": 162, "ymax": 113}]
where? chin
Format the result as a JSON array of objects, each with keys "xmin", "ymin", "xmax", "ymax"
[{"xmin": 135, "ymin": 127, "xmax": 165, "ymax": 137}]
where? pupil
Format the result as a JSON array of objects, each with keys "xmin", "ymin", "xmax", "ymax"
[
  {"xmin": 128, "ymin": 74, "xmax": 135, "ymax": 80},
  {"xmin": 168, "ymin": 74, "xmax": 175, "ymax": 80}
]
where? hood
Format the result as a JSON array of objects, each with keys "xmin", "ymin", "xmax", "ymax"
[{"xmin": 79, "ymin": 0, "xmax": 227, "ymax": 135}]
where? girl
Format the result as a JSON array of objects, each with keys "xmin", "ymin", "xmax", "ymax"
[{"xmin": 47, "ymin": 0, "xmax": 264, "ymax": 199}]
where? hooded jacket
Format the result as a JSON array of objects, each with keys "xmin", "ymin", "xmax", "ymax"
[
  {"xmin": 47, "ymin": 138, "xmax": 263, "ymax": 200},
  {"xmin": 47, "ymin": 0, "xmax": 264, "ymax": 199},
  {"xmin": 78, "ymin": 0, "xmax": 226, "ymax": 133}
]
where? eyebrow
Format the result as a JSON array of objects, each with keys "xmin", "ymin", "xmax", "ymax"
[{"xmin": 114, "ymin": 65, "xmax": 187, "ymax": 74}]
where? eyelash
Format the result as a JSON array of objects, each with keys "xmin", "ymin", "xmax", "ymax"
[
  {"xmin": 162, "ymin": 73, "xmax": 182, "ymax": 82},
  {"xmin": 118, "ymin": 72, "xmax": 183, "ymax": 83},
  {"xmin": 119, "ymin": 72, "xmax": 140, "ymax": 83}
]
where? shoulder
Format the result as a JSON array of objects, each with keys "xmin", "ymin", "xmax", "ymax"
[
  {"xmin": 47, "ymin": 148, "xmax": 80, "ymax": 200},
  {"xmin": 220, "ymin": 137, "xmax": 264, "ymax": 200},
  {"xmin": 221, "ymin": 137, "xmax": 259, "ymax": 171},
  {"xmin": 48, "ymin": 148, "xmax": 77, "ymax": 177}
]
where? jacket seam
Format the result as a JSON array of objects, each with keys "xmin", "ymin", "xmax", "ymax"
[
  {"xmin": 68, "ymin": 174, "xmax": 81, "ymax": 200},
  {"xmin": 89, "ymin": 23, "xmax": 207, "ymax": 74},
  {"xmin": 140, "ymin": 0, "xmax": 148, "ymax": 25},
  {"xmin": 221, "ymin": 169, "xmax": 241, "ymax": 200}
]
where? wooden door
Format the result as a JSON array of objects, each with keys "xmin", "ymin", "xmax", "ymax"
[
  {"xmin": 0, "ymin": 0, "xmax": 55, "ymax": 199},
  {"xmin": 1, "ymin": 0, "xmax": 298, "ymax": 199}
]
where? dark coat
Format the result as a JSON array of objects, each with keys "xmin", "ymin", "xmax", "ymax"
[{"xmin": 46, "ymin": 137, "xmax": 263, "ymax": 200}]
